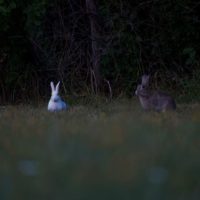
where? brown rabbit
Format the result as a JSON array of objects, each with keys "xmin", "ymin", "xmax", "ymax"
[{"xmin": 135, "ymin": 75, "xmax": 176, "ymax": 112}]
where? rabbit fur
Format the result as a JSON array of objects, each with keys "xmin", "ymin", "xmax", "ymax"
[
  {"xmin": 135, "ymin": 75, "xmax": 176, "ymax": 112},
  {"xmin": 48, "ymin": 81, "xmax": 68, "ymax": 112}
]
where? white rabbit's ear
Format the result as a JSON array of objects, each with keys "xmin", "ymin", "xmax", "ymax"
[
  {"xmin": 55, "ymin": 81, "xmax": 60, "ymax": 92},
  {"xmin": 50, "ymin": 81, "xmax": 55, "ymax": 91}
]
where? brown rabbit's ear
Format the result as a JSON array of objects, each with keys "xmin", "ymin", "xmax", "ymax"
[{"xmin": 141, "ymin": 74, "xmax": 150, "ymax": 86}]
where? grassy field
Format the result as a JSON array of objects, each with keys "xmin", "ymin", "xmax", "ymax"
[{"xmin": 0, "ymin": 99, "xmax": 200, "ymax": 200}]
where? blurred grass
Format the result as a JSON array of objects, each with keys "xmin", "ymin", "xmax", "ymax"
[{"xmin": 0, "ymin": 99, "xmax": 200, "ymax": 200}]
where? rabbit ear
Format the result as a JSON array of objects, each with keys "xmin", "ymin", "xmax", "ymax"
[
  {"xmin": 55, "ymin": 81, "xmax": 60, "ymax": 92},
  {"xmin": 50, "ymin": 81, "xmax": 55, "ymax": 91},
  {"xmin": 141, "ymin": 74, "xmax": 150, "ymax": 86}
]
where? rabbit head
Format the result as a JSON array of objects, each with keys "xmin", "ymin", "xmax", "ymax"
[
  {"xmin": 48, "ymin": 81, "xmax": 67, "ymax": 112},
  {"xmin": 135, "ymin": 83, "xmax": 151, "ymax": 97},
  {"xmin": 135, "ymin": 83, "xmax": 152, "ymax": 110},
  {"xmin": 135, "ymin": 74, "xmax": 150, "ymax": 97}
]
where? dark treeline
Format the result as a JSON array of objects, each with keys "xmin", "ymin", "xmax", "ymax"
[{"xmin": 0, "ymin": 0, "xmax": 200, "ymax": 103}]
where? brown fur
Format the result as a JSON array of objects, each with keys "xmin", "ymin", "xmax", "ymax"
[{"xmin": 135, "ymin": 75, "xmax": 176, "ymax": 112}]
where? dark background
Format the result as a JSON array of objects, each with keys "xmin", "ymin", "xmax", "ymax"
[{"xmin": 0, "ymin": 0, "xmax": 200, "ymax": 103}]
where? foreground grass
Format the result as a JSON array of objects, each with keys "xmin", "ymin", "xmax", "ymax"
[{"xmin": 0, "ymin": 99, "xmax": 200, "ymax": 200}]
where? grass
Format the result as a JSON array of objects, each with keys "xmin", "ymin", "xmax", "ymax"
[{"xmin": 0, "ymin": 98, "xmax": 200, "ymax": 200}]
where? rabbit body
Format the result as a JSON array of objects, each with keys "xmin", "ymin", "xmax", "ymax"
[
  {"xmin": 48, "ymin": 97, "xmax": 67, "ymax": 111},
  {"xmin": 48, "ymin": 81, "xmax": 68, "ymax": 112},
  {"xmin": 135, "ymin": 75, "xmax": 176, "ymax": 112}
]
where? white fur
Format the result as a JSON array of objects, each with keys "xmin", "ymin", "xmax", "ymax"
[{"xmin": 47, "ymin": 81, "xmax": 68, "ymax": 112}]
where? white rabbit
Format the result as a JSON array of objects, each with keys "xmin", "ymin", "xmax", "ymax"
[{"xmin": 47, "ymin": 81, "xmax": 68, "ymax": 112}]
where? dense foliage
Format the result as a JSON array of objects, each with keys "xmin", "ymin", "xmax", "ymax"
[{"xmin": 0, "ymin": 0, "xmax": 200, "ymax": 103}]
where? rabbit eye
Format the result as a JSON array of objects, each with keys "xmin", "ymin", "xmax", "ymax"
[{"xmin": 141, "ymin": 85, "xmax": 146, "ymax": 89}]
